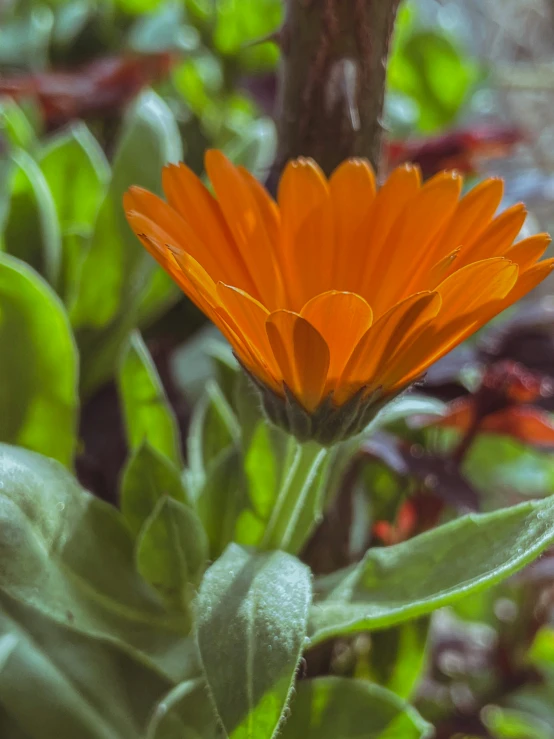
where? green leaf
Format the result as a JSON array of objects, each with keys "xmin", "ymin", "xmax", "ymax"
[
  {"xmin": 38, "ymin": 122, "xmax": 110, "ymax": 231},
  {"xmin": 483, "ymin": 705, "xmax": 553, "ymax": 739},
  {"xmin": 128, "ymin": 3, "xmax": 199, "ymax": 53},
  {"xmin": 118, "ymin": 331, "xmax": 182, "ymax": 467},
  {"xmin": 360, "ymin": 619, "xmax": 429, "ymax": 699},
  {"xmin": 71, "ymin": 90, "xmax": 182, "ymax": 331},
  {"xmin": 146, "ymin": 679, "xmax": 219, "ymax": 739},
  {"xmin": 280, "ymin": 677, "xmax": 432, "ymax": 739},
  {"xmin": 0, "ymin": 442, "xmax": 194, "ymax": 682},
  {"xmin": 0, "ymin": 254, "xmax": 77, "ymax": 466},
  {"xmin": 213, "ymin": 0, "xmax": 283, "ymax": 55},
  {"xmin": 187, "ymin": 380, "xmax": 239, "ymax": 495},
  {"xmin": 310, "ymin": 496, "xmax": 554, "ymax": 645},
  {"xmin": 3, "ymin": 150, "xmax": 62, "ymax": 287},
  {"xmin": 196, "ymin": 447, "xmax": 249, "ymax": 559},
  {"xmin": 0, "ymin": 593, "xmax": 173, "ymax": 739},
  {"xmin": 388, "ymin": 29, "xmax": 480, "ymax": 132},
  {"xmin": 136, "ymin": 497, "xmax": 208, "ymax": 612},
  {"xmin": 121, "ymin": 442, "xmax": 188, "ymax": 538},
  {"xmin": 0, "ymin": 99, "xmax": 36, "ymax": 151},
  {"xmin": 197, "ymin": 544, "xmax": 312, "ymax": 739}
]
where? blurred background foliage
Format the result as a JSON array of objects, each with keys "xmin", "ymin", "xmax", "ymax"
[{"xmin": 1, "ymin": 1, "xmax": 554, "ymax": 738}]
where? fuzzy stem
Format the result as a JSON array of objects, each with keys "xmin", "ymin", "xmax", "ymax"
[{"xmin": 272, "ymin": 0, "xmax": 401, "ymax": 183}]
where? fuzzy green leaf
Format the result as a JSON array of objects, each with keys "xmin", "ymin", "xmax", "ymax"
[
  {"xmin": 0, "ymin": 442, "xmax": 194, "ymax": 682},
  {"xmin": 310, "ymin": 496, "xmax": 554, "ymax": 645},
  {"xmin": 121, "ymin": 442, "xmax": 188, "ymax": 537},
  {"xmin": 136, "ymin": 497, "xmax": 208, "ymax": 612},
  {"xmin": 197, "ymin": 544, "xmax": 312, "ymax": 739}
]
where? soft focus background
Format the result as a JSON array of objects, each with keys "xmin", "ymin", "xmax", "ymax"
[{"xmin": 2, "ymin": 1, "xmax": 554, "ymax": 737}]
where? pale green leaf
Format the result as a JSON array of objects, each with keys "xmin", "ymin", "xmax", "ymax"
[
  {"xmin": 197, "ymin": 544, "xmax": 312, "ymax": 739},
  {"xmin": 0, "ymin": 254, "xmax": 77, "ymax": 466}
]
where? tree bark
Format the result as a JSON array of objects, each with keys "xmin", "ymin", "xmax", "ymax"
[{"xmin": 272, "ymin": 0, "xmax": 401, "ymax": 184}]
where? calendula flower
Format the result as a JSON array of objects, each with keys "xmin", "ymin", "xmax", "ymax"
[{"xmin": 124, "ymin": 151, "xmax": 553, "ymax": 444}]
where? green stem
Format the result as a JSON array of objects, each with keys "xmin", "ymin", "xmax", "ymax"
[{"xmin": 261, "ymin": 439, "xmax": 330, "ymax": 554}]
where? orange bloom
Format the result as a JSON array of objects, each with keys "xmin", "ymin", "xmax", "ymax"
[{"xmin": 124, "ymin": 151, "xmax": 553, "ymax": 444}]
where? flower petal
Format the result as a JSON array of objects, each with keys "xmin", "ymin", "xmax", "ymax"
[
  {"xmin": 389, "ymin": 259, "xmax": 519, "ymax": 390},
  {"xmin": 358, "ymin": 164, "xmax": 421, "ymax": 300},
  {"xmin": 455, "ymin": 203, "xmax": 527, "ymax": 268},
  {"xmin": 266, "ymin": 310, "xmax": 330, "ymax": 411},
  {"xmin": 329, "ymin": 159, "xmax": 377, "ymax": 290},
  {"xmin": 300, "ymin": 291, "xmax": 373, "ymax": 386},
  {"xmin": 367, "ymin": 171, "xmax": 462, "ymax": 316},
  {"xmin": 505, "ymin": 233, "xmax": 551, "ymax": 271},
  {"xmin": 336, "ymin": 291, "xmax": 441, "ymax": 404},
  {"xmin": 205, "ymin": 150, "xmax": 282, "ymax": 309}
]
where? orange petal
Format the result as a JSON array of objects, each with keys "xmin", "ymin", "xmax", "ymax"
[
  {"xmin": 266, "ymin": 310, "xmax": 330, "ymax": 412},
  {"xmin": 367, "ymin": 171, "xmax": 462, "ymax": 316},
  {"xmin": 336, "ymin": 292, "xmax": 441, "ymax": 405},
  {"xmin": 215, "ymin": 283, "xmax": 279, "ymax": 381},
  {"xmin": 358, "ymin": 164, "xmax": 421, "ymax": 301},
  {"xmin": 390, "ymin": 259, "xmax": 519, "ymax": 390},
  {"xmin": 432, "ymin": 177, "xmax": 504, "ymax": 258},
  {"xmin": 456, "ymin": 203, "xmax": 527, "ymax": 268},
  {"xmin": 161, "ymin": 162, "xmax": 259, "ymax": 295},
  {"xmin": 329, "ymin": 159, "xmax": 377, "ymax": 291},
  {"xmin": 300, "ymin": 291, "xmax": 373, "ymax": 386},
  {"xmin": 497, "ymin": 258, "xmax": 554, "ymax": 308},
  {"xmin": 205, "ymin": 150, "xmax": 282, "ymax": 309},
  {"xmin": 284, "ymin": 201, "xmax": 335, "ymax": 308},
  {"xmin": 505, "ymin": 233, "xmax": 551, "ymax": 271}
]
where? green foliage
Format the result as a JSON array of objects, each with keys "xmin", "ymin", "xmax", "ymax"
[
  {"xmin": 0, "ymin": 255, "xmax": 77, "ymax": 466},
  {"xmin": 196, "ymin": 544, "xmax": 312, "ymax": 739},
  {"xmin": 388, "ymin": 2, "xmax": 480, "ymax": 132},
  {"xmin": 118, "ymin": 331, "xmax": 183, "ymax": 466},
  {"xmin": 310, "ymin": 496, "xmax": 554, "ymax": 644},
  {"xmin": 280, "ymin": 678, "xmax": 432, "ymax": 738}
]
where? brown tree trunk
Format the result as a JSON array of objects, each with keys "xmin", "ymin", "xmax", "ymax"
[{"xmin": 272, "ymin": 0, "xmax": 401, "ymax": 185}]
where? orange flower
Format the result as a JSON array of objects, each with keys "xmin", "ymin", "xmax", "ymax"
[{"xmin": 124, "ymin": 151, "xmax": 553, "ymax": 444}]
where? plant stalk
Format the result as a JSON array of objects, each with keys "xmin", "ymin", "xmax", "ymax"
[{"xmin": 272, "ymin": 0, "xmax": 401, "ymax": 184}]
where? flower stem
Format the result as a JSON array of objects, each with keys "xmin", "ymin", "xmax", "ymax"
[
  {"xmin": 271, "ymin": 0, "xmax": 401, "ymax": 185},
  {"xmin": 260, "ymin": 438, "xmax": 330, "ymax": 554}
]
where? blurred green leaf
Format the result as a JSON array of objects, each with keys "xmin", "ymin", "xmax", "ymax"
[
  {"xmin": 3, "ymin": 150, "xmax": 61, "ymax": 287},
  {"xmin": 38, "ymin": 122, "xmax": 109, "ymax": 231},
  {"xmin": 52, "ymin": 0, "xmax": 94, "ymax": 48},
  {"xmin": 0, "ymin": 593, "xmax": 173, "ymax": 739},
  {"xmin": 483, "ymin": 705, "xmax": 553, "ymax": 739},
  {"xmin": 174, "ymin": 54, "xmax": 224, "ymax": 115},
  {"xmin": 310, "ymin": 496, "xmax": 554, "ymax": 645},
  {"xmin": 0, "ymin": 8, "xmax": 53, "ymax": 69},
  {"xmin": 121, "ymin": 442, "xmax": 188, "ymax": 538},
  {"xmin": 213, "ymin": 0, "xmax": 282, "ymax": 56},
  {"xmin": 0, "ymin": 254, "xmax": 77, "ymax": 466},
  {"xmin": 0, "ymin": 99, "xmax": 36, "ymax": 151},
  {"xmin": 0, "ymin": 442, "xmax": 193, "ymax": 681},
  {"xmin": 466, "ymin": 435, "xmax": 554, "ymax": 501},
  {"xmin": 146, "ymin": 678, "xmax": 218, "ymax": 739},
  {"xmin": 71, "ymin": 90, "xmax": 182, "ymax": 391},
  {"xmin": 118, "ymin": 330, "xmax": 183, "ymax": 467},
  {"xmin": 389, "ymin": 29, "xmax": 479, "ymax": 132},
  {"xmin": 361, "ymin": 619, "xmax": 429, "ymax": 700},
  {"xmin": 128, "ymin": 2, "xmax": 199, "ymax": 53},
  {"xmin": 197, "ymin": 544, "xmax": 312, "ymax": 739},
  {"xmin": 280, "ymin": 677, "xmax": 432, "ymax": 739},
  {"xmin": 117, "ymin": 0, "xmax": 164, "ymax": 14},
  {"xmin": 136, "ymin": 496, "xmax": 208, "ymax": 612},
  {"xmin": 222, "ymin": 118, "xmax": 276, "ymax": 181}
]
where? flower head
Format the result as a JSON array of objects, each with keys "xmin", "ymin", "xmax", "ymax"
[{"xmin": 124, "ymin": 151, "xmax": 553, "ymax": 444}]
